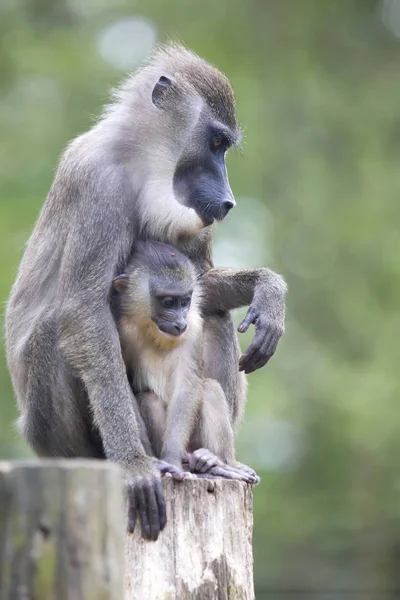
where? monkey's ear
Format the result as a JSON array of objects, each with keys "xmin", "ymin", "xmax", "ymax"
[
  {"xmin": 152, "ymin": 76, "xmax": 173, "ymax": 107},
  {"xmin": 113, "ymin": 273, "xmax": 128, "ymax": 293}
]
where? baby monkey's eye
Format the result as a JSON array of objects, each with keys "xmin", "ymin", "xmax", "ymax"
[
  {"xmin": 181, "ymin": 297, "xmax": 191, "ymax": 308},
  {"xmin": 163, "ymin": 297, "xmax": 174, "ymax": 308}
]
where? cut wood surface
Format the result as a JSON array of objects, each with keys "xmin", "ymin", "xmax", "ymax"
[
  {"xmin": 125, "ymin": 476, "xmax": 254, "ymax": 600},
  {"xmin": 0, "ymin": 459, "xmax": 125, "ymax": 600}
]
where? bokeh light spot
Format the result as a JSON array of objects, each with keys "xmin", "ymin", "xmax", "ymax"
[
  {"xmin": 380, "ymin": 0, "xmax": 400, "ymax": 38},
  {"xmin": 97, "ymin": 17, "xmax": 157, "ymax": 71}
]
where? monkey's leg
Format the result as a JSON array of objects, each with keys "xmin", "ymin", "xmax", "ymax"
[
  {"xmin": 136, "ymin": 392, "xmax": 166, "ymax": 458},
  {"xmin": 203, "ymin": 313, "xmax": 247, "ymax": 428},
  {"xmin": 136, "ymin": 392, "xmax": 187, "ymax": 481},
  {"xmin": 21, "ymin": 314, "xmax": 104, "ymax": 458},
  {"xmin": 130, "ymin": 394, "xmax": 155, "ymax": 457},
  {"xmin": 188, "ymin": 379, "xmax": 259, "ymax": 484}
]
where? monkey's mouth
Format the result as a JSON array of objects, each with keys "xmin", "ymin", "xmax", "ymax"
[
  {"xmin": 200, "ymin": 215, "xmax": 215, "ymax": 227},
  {"xmin": 200, "ymin": 201, "xmax": 234, "ymax": 226},
  {"xmin": 154, "ymin": 321, "xmax": 187, "ymax": 338},
  {"xmin": 158, "ymin": 329, "xmax": 185, "ymax": 340}
]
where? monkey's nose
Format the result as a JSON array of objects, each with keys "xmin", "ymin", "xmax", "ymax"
[
  {"xmin": 175, "ymin": 322, "xmax": 187, "ymax": 334},
  {"xmin": 223, "ymin": 200, "xmax": 234, "ymax": 212},
  {"xmin": 219, "ymin": 200, "xmax": 235, "ymax": 220}
]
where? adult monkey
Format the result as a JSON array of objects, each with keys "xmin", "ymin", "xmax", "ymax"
[{"xmin": 5, "ymin": 45, "xmax": 286, "ymax": 540}]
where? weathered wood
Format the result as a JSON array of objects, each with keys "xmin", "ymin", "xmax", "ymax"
[
  {"xmin": 0, "ymin": 461, "xmax": 254, "ymax": 599},
  {"xmin": 125, "ymin": 477, "xmax": 254, "ymax": 600},
  {"xmin": 0, "ymin": 459, "xmax": 124, "ymax": 600}
]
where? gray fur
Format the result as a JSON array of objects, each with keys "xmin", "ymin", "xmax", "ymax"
[
  {"xmin": 113, "ymin": 242, "xmax": 257, "ymax": 484},
  {"xmin": 5, "ymin": 43, "xmax": 285, "ymax": 540}
]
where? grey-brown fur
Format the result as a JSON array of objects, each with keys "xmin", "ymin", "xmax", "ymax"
[
  {"xmin": 112, "ymin": 241, "xmax": 258, "ymax": 484},
  {"xmin": 150, "ymin": 44, "xmax": 238, "ymax": 131},
  {"xmin": 5, "ymin": 43, "xmax": 286, "ymax": 541}
]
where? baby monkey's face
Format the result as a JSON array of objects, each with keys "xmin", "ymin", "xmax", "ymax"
[{"xmin": 151, "ymin": 292, "xmax": 192, "ymax": 338}]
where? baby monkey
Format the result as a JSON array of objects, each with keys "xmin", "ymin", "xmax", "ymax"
[{"xmin": 112, "ymin": 241, "xmax": 257, "ymax": 483}]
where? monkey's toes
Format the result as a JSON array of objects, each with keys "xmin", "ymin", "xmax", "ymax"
[
  {"xmin": 186, "ymin": 448, "xmax": 221, "ymax": 473},
  {"xmin": 235, "ymin": 462, "xmax": 261, "ymax": 485},
  {"xmin": 154, "ymin": 458, "xmax": 188, "ymax": 481},
  {"xmin": 205, "ymin": 464, "xmax": 259, "ymax": 485}
]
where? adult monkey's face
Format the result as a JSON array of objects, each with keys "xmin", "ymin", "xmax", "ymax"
[
  {"xmin": 172, "ymin": 118, "xmax": 237, "ymax": 225},
  {"xmin": 150, "ymin": 50, "xmax": 241, "ymax": 228}
]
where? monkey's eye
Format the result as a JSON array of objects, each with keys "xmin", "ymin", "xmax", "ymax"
[
  {"xmin": 162, "ymin": 297, "xmax": 175, "ymax": 309},
  {"xmin": 181, "ymin": 297, "xmax": 191, "ymax": 309},
  {"xmin": 211, "ymin": 133, "xmax": 230, "ymax": 152}
]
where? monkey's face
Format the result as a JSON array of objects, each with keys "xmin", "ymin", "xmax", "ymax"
[
  {"xmin": 150, "ymin": 292, "xmax": 192, "ymax": 338},
  {"xmin": 172, "ymin": 122, "xmax": 237, "ymax": 226},
  {"xmin": 113, "ymin": 254, "xmax": 198, "ymax": 345},
  {"xmin": 147, "ymin": 74, "xmax": 240, "ymax": 233}
]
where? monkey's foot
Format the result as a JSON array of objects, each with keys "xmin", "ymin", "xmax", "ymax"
[
  {"xmin": 233, "ymin": 462, "xmax": 260, "ymax": 485},
  {"xmin": 184, "ymin": 448, "xmax": 220, "ymax": 474},
  {"xmin": 184, "ymin": 449, "xmax": 259, "ymax": 485},
  {"xmin": 153, "ymin": 458, "xmax": 190, "ymax": 481},
  {"xmin": 204, "ymin": 464, "xmax": 259, "ymax": 485}
]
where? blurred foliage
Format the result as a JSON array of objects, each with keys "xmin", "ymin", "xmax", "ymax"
[{"xmin": 1, "ymin": 0, "xmax": 400, "ymax": 596}]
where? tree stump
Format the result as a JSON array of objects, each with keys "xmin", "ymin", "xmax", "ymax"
[
  {"xmin": 0, "ymin": 462, "xmax": 254, "ymax": 599},
  {"xmin": 0, "ymin": 459, "xmax": 125, "ymax": 600},
  {"xmin": 125, "ymin": 477, "xmax": 255, "ymax": 600}
]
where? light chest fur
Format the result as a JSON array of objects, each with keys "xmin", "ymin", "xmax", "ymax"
[{"xmin": 118, "ymin": 311, "xmax": 202, "ymax": 404}]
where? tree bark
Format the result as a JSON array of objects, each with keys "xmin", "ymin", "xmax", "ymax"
[
  {"xmin": 0, "ymin": 459, "xmax": 125, "ymax": 600},
  {"xmin": 125, "ymin": 477, "xmax": 255, "ymax": 600}
]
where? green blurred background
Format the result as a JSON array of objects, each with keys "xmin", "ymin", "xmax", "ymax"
[{"xmin": 1, "ymin": 0, "xmax": 400, "ymax": 597}]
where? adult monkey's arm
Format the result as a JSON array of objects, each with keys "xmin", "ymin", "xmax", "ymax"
[
  {"xmin": 56, "ymin": 159, "xmax": 166, "ymax": 541},
  {"xmin": 200, "ymin": 267, "xmax": 287, "ymax": 374}
]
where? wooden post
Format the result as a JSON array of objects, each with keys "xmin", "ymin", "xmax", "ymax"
[
  {"xmin": 0, "ymin": 459, "xmax": 125, "ymax": 600},
  {"xmin": 125, "ymin": 477, "xmax": 255, "ymax": 600},
  {"xmin": 0, "ymin": 461, "xmax": 254, "ymax": 599}
]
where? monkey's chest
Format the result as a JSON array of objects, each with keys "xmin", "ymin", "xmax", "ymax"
[{"xmin": 131, "ymin": 349, "xmax": 181, "ymax": 403}]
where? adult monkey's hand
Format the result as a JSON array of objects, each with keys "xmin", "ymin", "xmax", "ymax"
[
  {"xmin": 238, "ymin": 269, "xmax": 286, "ymax": 373},
  {"xmin": 200, "ymin": 267, "xmax": 287, "ymax": 373}
]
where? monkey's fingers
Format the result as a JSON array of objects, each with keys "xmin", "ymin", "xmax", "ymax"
[
  {"xmin": 239, "ymin": 329, "xmax": 267, "ymax": 373},
  {"xmin": 252, "ymin": 333, "xmax": 280, "ymax": 372},
  {"xmin": 240, "ymin": 333, "xmax": 272, "ymax": 374},
  {"xmin": 155, "ymin": 479, "xmax": 167, "ymax": 531},
  {"xmin": 237, "ymin": 307, "xmax": 257, "ymax": 334},
  {"xmin": 240, "ymin": 323, "xmax": 279, "ymax": 374},
  {"xmin": 127, "ymin": 487, "xmax": 137, "ymax": 534},
  {"xmin": 144, "ymin": 482, "xmax": 161, "ymax": 541},
  {"xmin": 134, "ymin": 475, "xmax": 166, "ymax": 541},
  {"xmin": 135, "ymin": 485, "xmax": 152, "ymax": 540}
]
